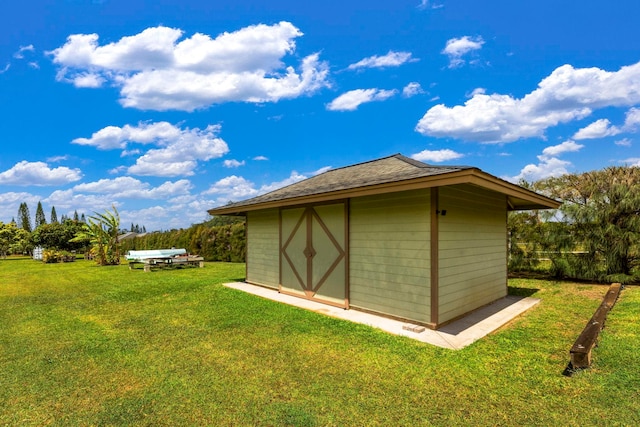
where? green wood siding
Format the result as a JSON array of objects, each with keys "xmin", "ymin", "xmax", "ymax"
[
  {"xmin": 349, "ymin": 189, "xmax": 431, "ymax": 323},
  {"xmin": 246, "ymin": 209, "xmax": 279, "ymax": 288},
  {"xmin": 438, "ymin": 185, "xmax": 507, "ymax": 323}
]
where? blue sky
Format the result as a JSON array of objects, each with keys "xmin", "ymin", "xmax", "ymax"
[{"xmin": 1, "ymin": 0, "xmax": 639, "ymax": 231}]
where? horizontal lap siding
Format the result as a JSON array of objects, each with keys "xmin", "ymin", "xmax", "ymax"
[
  {"xmin": 246, "ymin": 209, "xmax": 279, "ymax": 288},
  {"xmin": 349, "ymin": 189, "xmax": 431, "ymax": 323},
  {"xmin": 438, "ymin": 185, "xmax": 507, "ymax": 323}
]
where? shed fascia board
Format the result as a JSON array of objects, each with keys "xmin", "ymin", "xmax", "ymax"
[{"xmin": 208, "ymin": 169, "xmax": 560, "ymax": 216}]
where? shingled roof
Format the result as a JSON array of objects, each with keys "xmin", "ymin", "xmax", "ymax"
[{"xmin": 208, "ymin": 154, "xmax": 560, "ymax": 215}]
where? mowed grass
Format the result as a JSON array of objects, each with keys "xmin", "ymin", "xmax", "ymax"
[{"xmin": 1, "ymin": 257, "xmax": 639, "ymax": 426}]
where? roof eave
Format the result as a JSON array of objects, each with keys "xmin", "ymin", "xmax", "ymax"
[{"xmin": 207, "ymin": 169, "xmax": 560, "ymax": 216}]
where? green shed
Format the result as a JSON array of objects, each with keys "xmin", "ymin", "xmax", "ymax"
[{"xmin": 208, "ymin": 154, "xmax": 559, "ymax": 329}]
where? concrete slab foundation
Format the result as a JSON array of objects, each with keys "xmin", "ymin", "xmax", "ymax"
[{"xmin": 224, "ymin": 282, "xmax": 540, "ymax": 350}]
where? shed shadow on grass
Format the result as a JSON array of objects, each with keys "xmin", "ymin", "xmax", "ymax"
[{"xmin": 508, "ymin": 286, "xmax": 539, "ymax": 298}]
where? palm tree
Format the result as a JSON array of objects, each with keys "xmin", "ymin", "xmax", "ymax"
[{"xmin": 72, "ymin": 206, "xmax": 121, "ymax": 265}]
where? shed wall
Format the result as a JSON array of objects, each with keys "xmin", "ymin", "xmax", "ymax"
[
  {"xmin": 349, "ymin": 189, "xmax": 431, "ymax": 323},
  {"xmin": 246, "ymin": 209, "xmax": 280, "ymax": 288},
  {"xmin": 437, "ymin": 185, "xmax": 507, "ymax": 323}
]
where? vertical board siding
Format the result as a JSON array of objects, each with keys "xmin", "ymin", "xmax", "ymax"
[
  {"xmin": 438, "ymin": 185, "xmax": 507, "ymax": 323},
  {"xmin": 246, "ymin": 209, "xmax": 280, "ymax": 288},
  {"xmin": 349, "ymin": 189, "xmax": 431, "ymax": 323}
]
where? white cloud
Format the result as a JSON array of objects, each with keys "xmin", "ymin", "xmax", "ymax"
[
  {"xmin": 0, "ymin": 192, "xmax": 42, "ymax": 224},
  {"xmin": 615, "ymin": 138, "xmax": 632, "ymax": 147},
  {"xmin": 73, "ymin": 177, "xmax": 192, "ymax": 199},
  {"xmin": 0, "ymin": 63, "xmax": 10, "ymax": 74},
  {"xmin": 417, "ymin": 61, "xmax": 640, "ymax": 143},
  {"xmin": 253, "ymin": 155, "xmax": 269, "ymax": 161},
  {"xmin": 573, "ymin": 119, "xmax": 620, "ymax": 140},
  {"xmin": 327, "ymin": 88, "xmax": 397, "ymax": 111},
  {"xmin": 72, "ymin": 73, "xmax": 105, "ymax": 88},
  {"xmin": 0, "ymin": 161, "xmax": 82, "ymax": 186},
  {"xmin": 49, "ymin": 22, "xmax": 330, "ymax": 111},
  {"xmin": 511, "ymin": 157, "xmax": 572, "ymax": 183},
  {"xmin": 255, "ymin": 171, "xmax": 307, "ymax": 194},
  {"xmin": 204, "ymin": 170, "xmax": 308, "ymax": 204},
  {"xmin": 417, "ymin": 0, "xmax": 444, "ymax": 10},
  {"xmin": 223, "ymin": 159, "xmax": 245, "ymax": 168},
  {"xmin": 347, "ymin": 51, "xmax": 416, "ymax": 70},
  {"xmin": 442, "ymin": 36, "xmax": 484, "ymax": 68},
  {"xmin": 73, "ymin": 122, "xmax": 229, "ymax": 177},
  {"xmin": 312, "ymin": 166, "xmax": 332, "ymax": 175},
  {"xmin": 46, "ymin": 155, "xmax": 69, "ymax": 162},
  {"xmin": 468, "ymin": 87, "xmax": 486, "ymax": 97},
  {"xmin": 621, "ymin": 157, "xmax": 640, "ymax": 166},
  {"xmin": 411, "ymin": 149, "xmax": 463, "ymax": 163},
  {"xmin": 203, "ymin": 175, "xmax": 260, "ymax": 199},
  {"xmin": 44, "ymin": 189, "xmax": 118, "ymax": 214},
  {"xmin": 73, "ymin": 121, "xmax": 185, "ymax": 149},
  {"xmin": 541, "ymin": 140, "xmax": 584, "ymax": 157},
  {"xmin": 510, "ymin": 140, "xmax": 584, "ymax": 182},
  {"xmin": 624, "ymin": 107, "xmax": 640, "ymax": 129},
  {"xmin": 402, "ymin": 82, "xmax": 425, "ymax": 98},
  {"xmin": 13, "ymin": 45, "xmax": 35, "ymax": 59}
]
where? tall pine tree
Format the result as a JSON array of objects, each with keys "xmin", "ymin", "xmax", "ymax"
[
  {"xmin": 17, "ymin": 203, "xmax": 32, "ymax": 233},
  {"xmin": 35, "ymin": 201, "xmax": 47, "ymax": 228},
  {"xmin": 50, "ymin": 206, "xmax": 58, "ymax": 224}
]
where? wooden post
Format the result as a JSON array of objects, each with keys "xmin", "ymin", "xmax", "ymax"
[{"xmin": 569, "ymin": 283, "xmax": 622, "ymax": 369}]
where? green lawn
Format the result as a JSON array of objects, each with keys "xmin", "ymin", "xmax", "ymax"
[{"xmin": 1, "ymin": 257, "xmax": 638, "ymax": 426}]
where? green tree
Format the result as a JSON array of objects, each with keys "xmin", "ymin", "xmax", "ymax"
[
  {"xmin": 50, "ymin": 206, "xmax": 58, "ymax": 224},
  {"xmin": 72, "ymin": 206, "xmax": 121, "ymax": 265},
  {"xmin": 31, "ymin": 221, "xmax": 86, "ymax": 252},
  {"xmin": 536, "ymin": 166, "xmax": 640, "ymax": 280},
  {"xmin": 17, "ymin": 202, "xmax": 32, "ymax": 233},
  {"xmin": 0, "ymin": 222, "xmax": 18, "ymax": 258},
  {"xmin": 35, "ymin": 201, "xmax": 47, "ymax": 228}
]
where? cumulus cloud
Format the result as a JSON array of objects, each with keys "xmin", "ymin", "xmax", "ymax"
[
  {"xmin": 223, "ymin": 159, "xmax": 245, "ymax": 168},
  {"xmin": 204, "ymin": 175, "xmax": 260, "ymax": 200},
  {"xmin": 0, "ymin": 161, "xmax": 82, "ymax": 186},
  {"xmin": 44, "ymin": 189, "xmax": 118, "ymax": 214},
  {"xmin": 347, "ymin": 51, "xmax": 416, "ymax": 70},
  {"xmin": 327, "ymin": 88, "xmax": 397, "ymax": 111},
  {"xmin": 402, "ymin": 82, "xmax": 425, "ymax": 98},
  {"xmin": 573, "ymin": 118, "xmax": 620, "ymax": 140},
  {"xmin": 442, "ymin": 36, "xmax": 484, "ymax": 68},
  {"xmin": 623, "ymin": 107, "xmax": 640, "ymax": 129},
  {"xmin": 0, "ymin": 192, "xmax": 41, "ymax": 223},
  {"xmin": 73, "ymin": 122, "xmax": 229, "ymax": 177},
  {"xmin": 510, "ymin": 140, "xmax": 584, "ymax": 182},
  {"xmin": 73, "ymin": 177, "xmax": 192, "ymax": 199},
  {"xmin": 411, "ymin": 149, "xmax": 464, "ymax": 163},
  {"xmin": 48, "ymin": 22, "xmax": 330, "ymax": 111},
  {"xmin": 417, "ymin": 61, "xmax": 640, "ymax": 143},
  {"xmin": 573, "ymin": 108, "xmax": 640, "ymax": 140},
  {"xmin": 253, "ymin": 155, "xmax": 269, "ymax": 161},
  {"xmin": 204, "ymin": 170, "xmax": 308, "ymax": 204}
]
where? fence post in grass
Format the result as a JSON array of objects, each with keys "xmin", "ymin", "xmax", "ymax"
[{"xmin": 569, "ymin": 283, "xmax": 622, "ymax": 370}]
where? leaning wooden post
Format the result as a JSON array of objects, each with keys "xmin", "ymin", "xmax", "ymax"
[{"xmin": 569, "ymin": 283, "xmax": 622, "ymax": 370}]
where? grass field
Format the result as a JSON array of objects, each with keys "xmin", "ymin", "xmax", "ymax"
[{"xmin": 1, "ymin": 257, "xmax": 639, "ymax": 426}]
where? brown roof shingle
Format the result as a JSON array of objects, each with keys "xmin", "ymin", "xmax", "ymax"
[{"xmin": 208, "ymin": 153, "xmax": 559, "ymax": 214}]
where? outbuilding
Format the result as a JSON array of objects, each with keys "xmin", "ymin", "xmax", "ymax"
[{"xmin": 208, "ymin": 154, "xmax": 559, "ymax": 329}]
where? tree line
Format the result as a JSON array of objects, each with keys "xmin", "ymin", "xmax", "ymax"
[
  {"xmin": 3, "ymin": 165, "xmax": 638, "ymax": 277},
  {"xmin": 120, "ymin": 216, "xmax": 246, "ymax": 262},
  {"xmin": 509, "ymin": 166, "xmax": 640, "ymax": 284}
]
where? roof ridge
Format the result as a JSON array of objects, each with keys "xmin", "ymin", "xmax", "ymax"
[
  {"xmin": 393, "ymin": 153, "xmax": 474, "ymax": 170},
  {"xmin": 318, "ymin": 153, "xmax": 402, "ymax": 175}
]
